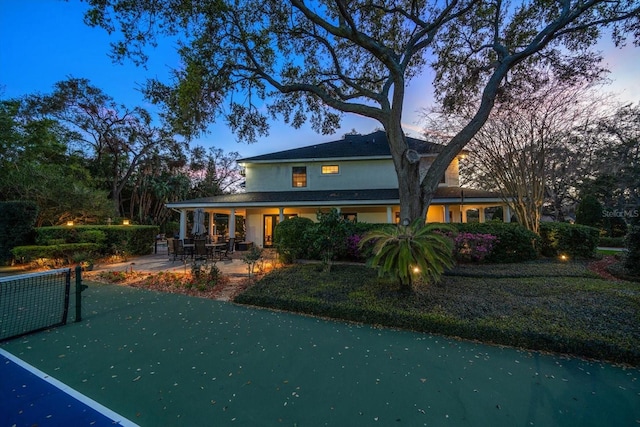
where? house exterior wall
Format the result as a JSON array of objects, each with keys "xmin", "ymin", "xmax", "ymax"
[
  {"xmin": 246, "ymin": 156, "xmax": 460, "ymax": 192},
  {"xmin": 244, "ymin": 159, "xmax": 399, "ymax": 191},
  {"xmin": 419, "ymin": 157, "xmax": 460, "ymax": 187}
]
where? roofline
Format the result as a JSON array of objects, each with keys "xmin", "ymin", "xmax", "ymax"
[
  {"xmin": 166, "ymin": 197, "xmax": 508, "ymax": 210},
  {"xmin": 238, "ymin": 153, "xmax": 442, "ymax": 164}
]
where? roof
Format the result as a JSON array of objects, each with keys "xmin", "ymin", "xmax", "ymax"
[
  {"xmin": 239, "ymin": 130, "xmax": 444, "ymax": 163},
  {"xmin": 166, "ymin": 187, "xmax": 504, "ymax": 209}
]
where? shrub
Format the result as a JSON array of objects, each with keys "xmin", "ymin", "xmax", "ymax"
[
  {"xmin": 274, "ymin": 216, "xmax": 314, "ymax": 263},
  {"xmin": 575, "ymin": 194, "xmax": 602, "ymax": 228},
  {"xmin": 539, "ymin": 222, "xmax": 599, "ymax": 259},
  {"xmin": 360, "ymin": 220, "xmax": 455, "ymax": 290},
  {"xmin": 449, "ymin": 223, "xmax": 539, "ymax": 263},
  {"xmin": 598, "ymin": 236, "xmax": 625, "ymax": 248},
  {"xmin": 35, "ymin": 225, "xmax": 158, "ymax": 256},
  {"xmin": 448, "ymin": 232, "xmax": 498, "ymax": 263},
  {"xmin": 624, "ymin": 226, "xmax": 640, "ymax": 275},
  {"xmin": 11, "ymin": 243, "xmax": 101, "ymax": 264}
]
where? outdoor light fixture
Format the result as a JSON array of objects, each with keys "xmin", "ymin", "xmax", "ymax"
[
  {"xmin": 66, "ymin": 221, "xmax": 74, "ymax": 226},
  {"xmin": 559, "ymin": 254, "xmax": 568, "ymax": 262},
  {"xmin": 413, "ymin": 266, "xmax": 420, "ymax": 274},
  {"xmin": 122, "ymin": 219, "xmax": 130, "ymax": 225}
]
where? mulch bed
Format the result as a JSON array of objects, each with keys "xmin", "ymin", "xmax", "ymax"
[{"xmin": 587, "ymin": 256, "xmax": 622, "ymax": 281}]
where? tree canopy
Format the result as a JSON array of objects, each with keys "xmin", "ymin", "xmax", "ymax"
[{"xmin": 84, "ymin": 0, "xmax": 640, "ymax": 223}]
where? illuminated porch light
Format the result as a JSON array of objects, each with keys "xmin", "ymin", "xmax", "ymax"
[
  {"xmin": 66, "ymin": 221, "xmax": 74, "ymax": 226},
  {"xmin": 122, "ymin": 219, "xmax": 130, "ymax": 225}
]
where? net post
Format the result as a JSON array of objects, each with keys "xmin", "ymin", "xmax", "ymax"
[{"xmin": 75, "ymin": 265, "xmax": 85, "ymax": 322}]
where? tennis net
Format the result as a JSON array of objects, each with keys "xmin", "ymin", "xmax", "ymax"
[{"xmin": 0, "ymin": 267, "xmax": 84, "ymax": 341}]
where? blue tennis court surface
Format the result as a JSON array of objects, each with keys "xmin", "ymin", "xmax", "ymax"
[{"xmin": 0, "ymin": 349, "xmax": 138, "ymax": 427}]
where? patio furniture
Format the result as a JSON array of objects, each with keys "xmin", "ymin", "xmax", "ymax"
[
  {"xmin": 207, "ymin": 242, "xmax": 230, "ymax": 261},
  {"xmin": 182, "ymin": 240, "xmax": 195, "ymax": 259},
  {"xmin": 171, "ymin": 239, "xmax": 186, "ymax": 261},
  {"xmin": 194, "ymin": 239, "xmax": 209, "ymax": 260}
]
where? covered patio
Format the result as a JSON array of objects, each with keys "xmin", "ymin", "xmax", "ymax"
[{"xmin": 167, "ymin": 187, "xmax": 512, "ymax": 249}]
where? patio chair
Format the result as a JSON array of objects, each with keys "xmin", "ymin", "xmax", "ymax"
[
  {"xmin": 172, "ymin": 239, "xmax": 186, "ymax": 261},
  {"xmin": 194, "ymin": 239, "xmax": 208, "ymax": 260}
]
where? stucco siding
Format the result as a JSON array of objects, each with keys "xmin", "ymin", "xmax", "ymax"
[{"xmin": 245, "ymin": 159, "xmax": 398, "ymax": 192}]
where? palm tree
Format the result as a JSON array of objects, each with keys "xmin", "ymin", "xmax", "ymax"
[{"xmin": 360, "ymin": 220, "xmax": 454, "ymax": 291}]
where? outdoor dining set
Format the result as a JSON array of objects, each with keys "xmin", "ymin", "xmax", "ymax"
[{"xmin": 166, "ymin": 237, "xmax": 231, "ymax": 262}]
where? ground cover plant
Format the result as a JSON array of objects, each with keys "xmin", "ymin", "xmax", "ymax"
[{"xmin": 235, "ymin": 261, "xmax": 640, "ymax": 365}]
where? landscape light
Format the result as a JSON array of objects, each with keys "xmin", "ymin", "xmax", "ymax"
[
  {"xmin": 66, "ymin": 221, "xmax": 74, "ymax": 226},
  {"xmin": 122, "ymin": 219, "xmax": 130, "ymax": 225}
]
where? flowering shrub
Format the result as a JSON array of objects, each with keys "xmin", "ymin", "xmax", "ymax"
[{"xmin": 450, "ymin": 232, "xmax": 498, "ymax": 263}]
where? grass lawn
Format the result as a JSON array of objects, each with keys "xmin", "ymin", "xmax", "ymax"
[{"xmin": 235, "ymin": 260, "xmax": 640, "ymax": 365}]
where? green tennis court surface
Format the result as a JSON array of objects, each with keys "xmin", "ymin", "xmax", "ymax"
[{"xmin": 1, "ymin": 283, "xmax": 638, "ymax": 426}]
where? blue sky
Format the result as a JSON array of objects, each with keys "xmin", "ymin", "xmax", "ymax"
[{"xmin": 1, "ymin": 1, "xmax": 638, "ymax": 158}]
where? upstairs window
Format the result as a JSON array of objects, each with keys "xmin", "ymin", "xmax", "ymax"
[
  {"xmin": 292, "ymin": 166, "xmax": 307, "ymax": 187},
  {"xmin": 321, "ymin": 165, "xmax": 339, "ymax": 175}
]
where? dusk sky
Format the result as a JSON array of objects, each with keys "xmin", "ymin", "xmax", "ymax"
[{"xmin": 1, "ymin": 1, "xmax": 638, "ymax": 158}]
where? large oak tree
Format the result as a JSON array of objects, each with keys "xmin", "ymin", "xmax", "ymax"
[{"xmin": 84, "ymin": 0, "xmax": 639, "ymax": 223}]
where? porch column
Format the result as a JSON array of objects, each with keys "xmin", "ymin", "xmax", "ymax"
[
  {"xmin": 386, "ymin": 206, "xmax": 393, "ymax": 224},
  {"xmin": 208, "ymin": 212, "xmax": 214, "ymax": 237},
  {"xmin": 443, "ymin": 205, "xmax": 450, "ymax": 223},
  {"xmin": 479, "ymin": 208, "xmax": 486, "ymax": 223},
  {"xmin": 228, "ymin": 209, "xmax": 236, "ymax": 251},
  {"xmin": 179, "ymin": 209, "xmax": 187, "ymax": 239},
  {"xmin": 461, "ymin": 209, "xmax": 467, "ymax": 223},
  {"xmin": 502, "ymin": 205, "xmax": 511, "ymax": 222},
  {"xmin": 279, "ymin": 207, "xmax": 284, "ymax": 222},
  {"xmin": 504, "ymin": 204, "xmax": 512, "ymax": 223}
]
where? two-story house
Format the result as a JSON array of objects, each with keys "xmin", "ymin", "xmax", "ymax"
[{"xmin": 167, "ymin": 131, "xmax": 510, "ymax": 248}]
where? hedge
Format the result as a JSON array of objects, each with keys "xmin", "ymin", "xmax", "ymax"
[
  {"xmin": 35, "ymin": 225, "xmax": 159, "ymax": 256},
  {"xmin": 448, "ymin": 222, "xmax": 539, "ymax": 263},
  {"xmin": 11, "ymin": 243, "xmax": 101, "ymax": 263},
  {"xmin": 539, "ymin": 222, "xmax": 599, "ymax": 259}
]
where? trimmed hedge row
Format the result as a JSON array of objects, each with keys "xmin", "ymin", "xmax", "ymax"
[
  {"xmin": 11, "ymin": 243, "xmax": 101, "ymax": 263},
  {"xmin": 539, "ymin": 222, "xmax": 600, "ymax": 258},
  {"xmin": 275, "ymin": 217, "xmax": 601, "ymax": 264},
  {"xmin": 35, "ymin": 225, "xmax": 158, "ymax": 256},
  {"xmin": 10, "ymin": 225, "xmax": 159, "ymax": 264}
]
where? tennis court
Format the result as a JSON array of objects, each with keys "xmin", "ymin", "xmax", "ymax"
[{"xmin": 1, "ymin": 281, "xmax": 639, "ymax": 426}]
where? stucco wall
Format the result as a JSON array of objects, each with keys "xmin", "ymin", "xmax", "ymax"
[{"xmin": 244, "ymin": 159, "xmax": 398, "ymax": 191}]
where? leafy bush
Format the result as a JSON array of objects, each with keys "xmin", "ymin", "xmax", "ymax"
[
  {"xmin": 0, "ymin": 201, "xmax": 39, "ymax": 264},
  {"xmin": 274, "ymin": 216, "xmax": 314, "ymax": 263},
  {"xmin": 11, "ymin": 243, "xmax": 101, "ymax": 264},
  {"xmin": 36, "ymin": 225, "xmax": 158, "ymax": 256},
  {"xmin": 449, "ymin": 223, "xmax": 539, "ymax": 263},
  {"xmin": 539, "ymin": 222, "xmax": 599, "ymax": 258},
  {"xmin": 624, "ymin": 226, "xmax": 640, "ymax": 275},
  {"xmin": 598, "ymin": 236, "xmax": 625, "ymax": 248},
  {"xmin": 443, "ymin": 232, "xmax": 498, "ymax": 263}
]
